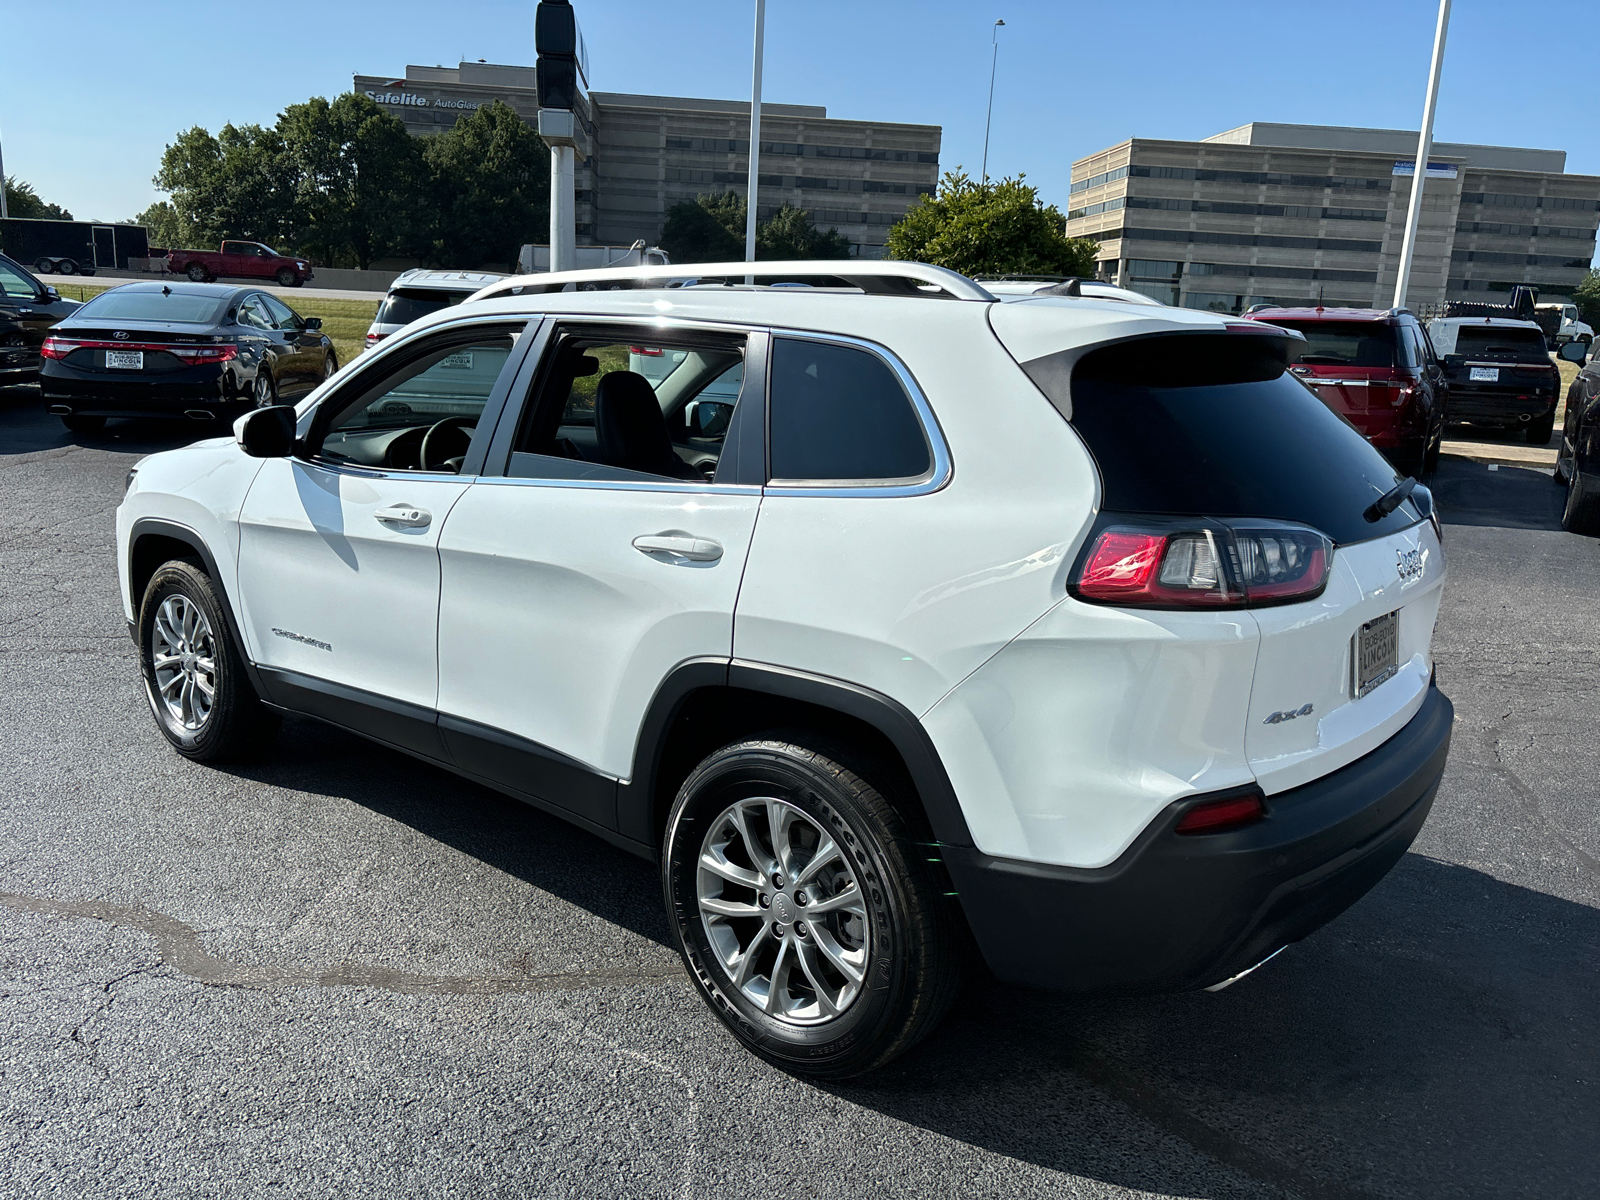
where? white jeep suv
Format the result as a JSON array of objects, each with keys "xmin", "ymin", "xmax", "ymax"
[{"xmin": 116, "ymin": 261, "xmax": 1453, "ymax": 1077}]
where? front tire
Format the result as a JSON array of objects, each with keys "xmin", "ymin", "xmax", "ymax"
[
  {"xmin": 276, "ymin": 267, "xmax": 296, "ymax": 287},
  {"xmin": 663, "ymin": 736, "xmax": 959, "ymax": 1078},
  {"xmin": 138, "ymin": 560, "xmax": 279, "ymax": 761}
]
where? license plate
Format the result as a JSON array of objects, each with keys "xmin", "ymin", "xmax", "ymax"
[
  {"xmin": 1470, "ymin": 366, "xmax": 1499, "ymax": 382},
  {"xmin": 105, "ymin": 350, "xmax": 143, "ymax": 370},
  {"xmin": 1354, "ymin": 610, "xmax": 1400, "ymax": 698}
]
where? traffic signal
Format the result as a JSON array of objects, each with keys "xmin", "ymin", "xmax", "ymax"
[{"xmin": 536, "ymin": 1, "xmax": 580, "ymax": 110}]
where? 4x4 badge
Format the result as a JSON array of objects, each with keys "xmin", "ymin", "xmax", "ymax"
[{"xmin": 1263, "ymin": 703, "xmax": 1314, "ymax": 725}]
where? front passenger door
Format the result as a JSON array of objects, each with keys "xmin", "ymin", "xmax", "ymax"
[{"xmin": 236, "ymin": 320, "xmax": 536, "ymax": 755}]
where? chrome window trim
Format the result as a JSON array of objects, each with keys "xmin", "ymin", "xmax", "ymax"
[
  {"xmin": 474, "ymin": 474, "xmax": 762, "ymax": 497},
  {"xmin": 285, "ymin": 459, "xmax": 474, "ymax": 486},
  {"xmin": 762, "ymin": 328, "xmax": 952, "ymax": 499}
]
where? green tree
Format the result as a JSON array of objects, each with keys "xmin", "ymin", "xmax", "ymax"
[
  {"xmin": 3, "ymin": 177, "xmax": 73, "ymax": 220},
  {"xmin": 757, "ymin": 203, "xmax": 852, "ymax": 260},
  {"xmin": 154, "ymin": 122, "xmax": 295, "ymax": 249},
  {"xmin": 886, "ymin": 170, "xmax": 1099, "ymax": 279},
  {"xmin": 132, "ymin": 201, "xmax": 193, "ymax": 250},
  {"xmin": 1573, "ymin": 269, "xmax": 1600, "ymax": 332},
  {"xmin": 278, "ymin": 93, "xmax": 424, "ymax": 269},
  {"xmin": 423, "ymin": 100, "xmax": 548, "ymax": 269},
  {"xmin": 661, "ymin": 193, "xmax": 744, "ymax": 262}
]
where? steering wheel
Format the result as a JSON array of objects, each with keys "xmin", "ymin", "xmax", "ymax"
[{"xmin": 419, "ymin": 416, "xmax": 475, "ymax": 473}]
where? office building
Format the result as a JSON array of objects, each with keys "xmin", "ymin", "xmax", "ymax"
[
  {"xmin": 355, "ymin": 62, "xmax": 941, "ymax": 258},
  {"xmin": 1065, "ymin": 122, "xmax": 1600, "ymax": 312}
]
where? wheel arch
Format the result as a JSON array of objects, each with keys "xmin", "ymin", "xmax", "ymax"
[
  {"xmin": 621, "ymin": 659, "xmax": 975, "ymax": 856},
  {"xmin": 127, "ymin": 518, "xmax": 265, "ymax": 694}
]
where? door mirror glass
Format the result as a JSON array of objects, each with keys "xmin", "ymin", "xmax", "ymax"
[
  {"xmin": 303, "ymin": 316, "xmax": 322, "ymax": 331},
  {"xmin": 235, "ymin": 405, "xmax": 298, "ymax": 457},
  {"xmin": 1558, "ymin": 340, "xmax": 1589, "ymax": 364},
  {"xmin": 43, "ymin": 285, "xmax": 60, "ymax": 302}
]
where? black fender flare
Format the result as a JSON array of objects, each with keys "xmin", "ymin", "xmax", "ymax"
[
  {"xmin": 126, "ymin": 517, "xmax": 267, "ymax": 696},
  {"xmin": 617, "ymin": 658, "xmax": 975, "ymax": 853}
]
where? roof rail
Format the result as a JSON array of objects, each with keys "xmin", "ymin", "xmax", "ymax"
[{"xmin": 471, "ymin": 260, "xmax": 997, "ymax": 302}]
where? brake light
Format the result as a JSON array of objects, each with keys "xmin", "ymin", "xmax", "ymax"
[
  {"xmin": 40, "ymin": 336, "xmax": 72, "ymax": 360},
  {"xmin": 168, "ymin": 343, "xmax": 238, "ymax": 364},
  {"xmin": 628, "ymin": 345, "xmax": 664, "ymax": 355},
  {"xmin": 41, "ymin": 336, "xmax": 236, "ymax": 363},
  {"xmin": 1175, "ymin": 792, "xmax": 1266, "ymax": 834},
  {"xmin": 1072, "ymin": 520, "xmax": 1332, "ymax": 609},
  {"xmin": 366, "ymin": 332, "xmax": 388, "ymax": 346}
]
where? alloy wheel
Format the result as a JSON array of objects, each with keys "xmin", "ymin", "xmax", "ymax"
[
  {"xmin": 697, "ymin": 796, "xmax": 870, "ymax": 1024},
  {"xmin": 150, "ymin": 593, "xmax": 217, "ymax": 731},
  {"xmin": 254, "ymin": 373, "xmax": 274, "ymax": 407}
]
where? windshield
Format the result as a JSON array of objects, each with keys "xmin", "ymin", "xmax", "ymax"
[
  {"xmin": 1264, "ymin": 320, "xmax": 1398, "ymax": 368},
  {"xmin": 1454, "ymin": 327, "xmax": 1546, "ymax": 356},
  {"xmin": 75, "ymin": 290, "xmax": 225, "ymax": 324},
  {"xmin": 1030, "ymin": 334, "xmax": 1420, "ymax": 546},
  {"xmin": 376, "ymin": 288, "xmax": 469, "ymax": 326}
]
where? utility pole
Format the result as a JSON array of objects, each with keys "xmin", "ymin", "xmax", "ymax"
[
  {"xmin": 981, "ymin": 19, "xmax": 1005, "ymax": 183},
  {"xmin": 1392, "ymin": 0, "xmax": 1451, "ymax": 309},
  {"xmin": 744, "ymin": 0, "xmax": 766, "ymax": 266}
]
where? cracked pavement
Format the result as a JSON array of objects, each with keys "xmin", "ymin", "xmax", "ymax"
[{"xmin": 2, "ymin": 390, "xmax": 1597, "ymax": 1199}]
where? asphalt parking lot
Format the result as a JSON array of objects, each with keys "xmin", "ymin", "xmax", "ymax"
[{"xmin": 2, "ymin": 389, "xmax": 1596, "ymax": 1199}]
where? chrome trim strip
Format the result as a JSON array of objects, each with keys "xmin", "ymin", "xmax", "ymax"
[
  {"xmin": 289, "ymin": 460, "xmax": 473, "ymax": 485},
  {"xmin": 1310, "ymin": 379, "xmax": 1371, "ymax": 387},
  {"xmin": 762, "ymin": 328, "xmax": 953, "ymax": 499},
  {"xmin": 474, "ymin": 474, "xmax": 762, "ymax": 496}
]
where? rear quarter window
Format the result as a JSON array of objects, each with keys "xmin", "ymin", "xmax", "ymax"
[
  {"xmin": 1028, "ymin": 334, "xmax": 1420, "ymax": 546},
  {"xmin": 768, "ymin": 337, "xmax": 931, "ymax": 483},
  {"xmin": 377, "ymin": 289, "xmax": 467, "ymax": 326}
]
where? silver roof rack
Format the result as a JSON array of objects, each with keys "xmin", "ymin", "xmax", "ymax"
[{"xmin": 473, "ymin": 260, "xmax": 996, "ymax": 302}]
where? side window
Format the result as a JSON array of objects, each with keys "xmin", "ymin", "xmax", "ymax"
[
  {"xmin": 1415, "ymin": 324, "xmax": 1440, "ymax": 367},
  {"xmin": 222, "ymin": 242, "xmax": 248, "ymax": 256},
  {"xmin": 507, "ymin": 327, "xmax": 749, "ymax": 484},
  {"xmin": 1394, "ymin": 324, "xmax": 1419, "ymax": 368},
  {"xmin": 312, "ymin": 326, "xmax": 522, "ymax": 473},
  {"xmin": 237, "ymin": 296, "xmax": 273, "ymax": 331},
  {"xmin": 0, "ymin": 258, "xmax": 38, "ymax": 299},
  {"xmin": 260, "ymin": 294, "xmax": 300, "ymax": 330},
  {"xmin": 767, "ymin": 337, "xmax": 932, "ymax": 483}
]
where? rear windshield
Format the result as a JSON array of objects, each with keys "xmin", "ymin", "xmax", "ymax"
[
  {"xmin": 377, "ymin": 288, "xmax": 470, "ymax": 326},
  {"xmin": 1034, "ymin": 335, "xmax": 1420, "ymax": 546},
  {"xmin": 1266, "ymin": 320, "xmax": 1398, "ymax": 368},
  {"xmin": 1453, "ymin": 326, "xmax": 1546, "ymax": 356},
  {"xmin": 76, "ymin": 291, "xmax": 224, "ymax": 324}
]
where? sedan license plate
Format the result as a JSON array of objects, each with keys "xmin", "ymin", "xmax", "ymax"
[
  {"xmin": 1469, "ymin": 366, "xmax": 1499, "ymax": 382},
  {"xmin": 1354, "ymin": 610, "xmax": 1400, "ymax": 698},
  {"xmin": 105, "ymin": 350, "xmax": 144, "ymax": 370}
]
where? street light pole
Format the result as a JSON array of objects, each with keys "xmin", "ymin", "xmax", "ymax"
[
  {"xmin": 744, "ymin": 0, "xmax": 766, "ymax": 266},
  {"xmin": 1392, "ymin": 0, "xmax": 1452, "ymax": 310},
  {"xmin": 981, "ymin": 19, "xmax": 1004, "ymax": 183}
]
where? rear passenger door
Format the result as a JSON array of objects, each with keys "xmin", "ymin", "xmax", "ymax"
[{"xmin": 432, "ymin": 320, "xmax": 768, "ymax": 834}]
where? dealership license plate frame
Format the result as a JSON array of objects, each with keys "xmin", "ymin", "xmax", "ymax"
[
  {"xmin": 105, "ymin": 350, "xmax": 144, "ymax": 370},
  {"xmin": 1469, "ymin": 366, "xmax": 1499, "ymax": 382},
  {"xmin": 1354, "ymin": 609, "xmax": 1401, "ymax": 698}
]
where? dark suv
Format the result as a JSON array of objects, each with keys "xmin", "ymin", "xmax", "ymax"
[
  {"xmin": 1247, "ymin": 307, "xmax": 1447, "ymax": 476},
  {"xmin": 1426, "ymin": 317, "xmax": 1560, "ymax": 444},
  {"xmin": 0, "ymin": 252, "xmax": 81, "ymax": 386}
]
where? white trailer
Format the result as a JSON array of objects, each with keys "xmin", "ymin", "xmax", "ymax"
[{"xmin": 516, "ymin": 239, "xmax": 670, "ymax": 274}]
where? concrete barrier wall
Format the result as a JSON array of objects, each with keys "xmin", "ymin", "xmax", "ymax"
[{"xmin": 122, "ymin": 260, "xmax": 402, "ymax": 292}]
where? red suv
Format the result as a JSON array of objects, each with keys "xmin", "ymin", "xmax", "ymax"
[{"xmin": 1246, "ymin": 307, "xmax": 1447, "ymax": 477}]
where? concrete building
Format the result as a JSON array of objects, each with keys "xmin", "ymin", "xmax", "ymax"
[
  {"xmin": 354, "ymin": 62, "xmax": 941, "ymax": 258},
  {"xmin": 1065, "ymin": 122, "xmax": 1600, "ymax": 313}
]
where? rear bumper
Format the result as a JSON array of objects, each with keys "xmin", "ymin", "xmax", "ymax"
[
  {"xmin": 40, "ymin": 362, "xmax": 246, "ymax": 417},
  {"xmin": 944, "ymin": 684, "xmax": 1453, "ymax": 993},
  {"xmin": 1446, "ymin": 387, "xmax": 1557, "ymax": 424}
]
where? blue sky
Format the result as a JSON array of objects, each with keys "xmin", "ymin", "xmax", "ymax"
[{"xmin": 2, "ymin": 0, "xmax": 1595, "ymax": 267}]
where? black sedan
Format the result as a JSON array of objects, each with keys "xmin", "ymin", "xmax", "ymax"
[
  {"xmin": 0, "ymin": 252, "xmax": 82, "ymax": 386},
  {"xmin": 39, "ymin": 282, "xmax": 336, "ymax": 433}
]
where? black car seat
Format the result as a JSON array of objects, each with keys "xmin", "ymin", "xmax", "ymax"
[{"xmin": 595, "ymin": 371, "xmax": 702, "ymax": 480}]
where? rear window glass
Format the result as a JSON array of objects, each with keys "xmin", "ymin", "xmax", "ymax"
[
  {"xmin": 1453, "ymin": 326, "xmax": 1546, "ymax": 356},
  {"xmin": 76, "ymin": 291, "xmax": 224, "ymax": 323},
  {"xmin": 377, "ymin": 288, "xmax": 470, "ymax": 326},
  {"xmin": 768, "ymin": 338, "xmax": 931, "ymax": 482},
  {"xmin": 1039, "ymin": 335, "xmax": 1419, "ymax": 545},
  {"xmin": 1266, "ymin": 320, "xmax": 1398, "ymax": 368}
]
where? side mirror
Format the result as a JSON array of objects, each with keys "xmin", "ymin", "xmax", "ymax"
[
  {"xmin": 1558, "ymin": 340, "xmax": 1589, "ymax": 364},
  {"xmin": 42, "ymin": 286, "xmax": 60, "ymax": 302},
  {"xmin": 303, "ymin": 316, "xmax": 322, "ymax": 331},
  {"xmin": 234, "ymin": 405, "xmax": 298, "ymax": 458}
]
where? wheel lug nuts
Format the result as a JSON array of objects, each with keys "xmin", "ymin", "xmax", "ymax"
[
  {"xmin": 772, "ymin": 873, "xmax": 784, "ymax": 890},
  {"xmin": 795, "ymin": 890, "xmax": 808, "ymax": 905},
  {"xmin": 795, "ymin": 921, "xmax": 807, "ymax": 936},
  {"xmin": 758, "ymin": 893, "xmax": 769, "ymax": 908}
]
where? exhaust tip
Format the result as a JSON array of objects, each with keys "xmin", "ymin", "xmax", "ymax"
[
  {"xmin": 185, "ymin": 409, "xmax": 216, "ymax": 421},
  {"xmin": 47, "ymin": 405, "xmax": 71, "ymax": 416},
  {"xmin": 1517, "ymin": 412, "xmax": 1531, "ymax": 422}
]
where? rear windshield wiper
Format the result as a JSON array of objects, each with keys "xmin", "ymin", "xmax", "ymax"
[{"xmin": 1364, "ymin": 476, "xmax": 1417, "ymax": 523}]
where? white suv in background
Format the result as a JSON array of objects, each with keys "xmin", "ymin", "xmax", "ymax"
[
  {"xmin": 363, "ymin": 269, "xmax": 508, "ymax": 353},
  {"xmin": 116, "ymin": 261, "xmax": 1453, "ymax": 1078}
]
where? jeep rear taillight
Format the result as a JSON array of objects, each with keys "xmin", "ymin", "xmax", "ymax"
[{"xmin": 1072, "ymin": 520, "xmax": 1332, "ymax": 610}]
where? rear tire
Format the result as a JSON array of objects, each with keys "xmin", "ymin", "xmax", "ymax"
[
  {"xmin": 59, "ymin": 414, "xmax": 106, "ymax": 434},
  {"xmin": 138, "ymin": 560, "xmax": 279, "ymax": 761},
  {"xmin": 663, "ymin": 734, "xmax": 959, "ymax": 1079},
  {"xmin": 186, "ymin": 263, "xmax": 209, "ymax": 283},
  {"xmin": 56, "ymin": 259, "xmax": 77, "ymax": 276},
  {"xmin": 1562, "ymin": 462, "xmax": 1600, "ymax": 535},
  {"xmin": 252, "ymin": 370, "xmax": 277, "ymax": 408},
  {"xmin": 1526, "ymin": 411, "xmax": 1555, "ymax": 446}
]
